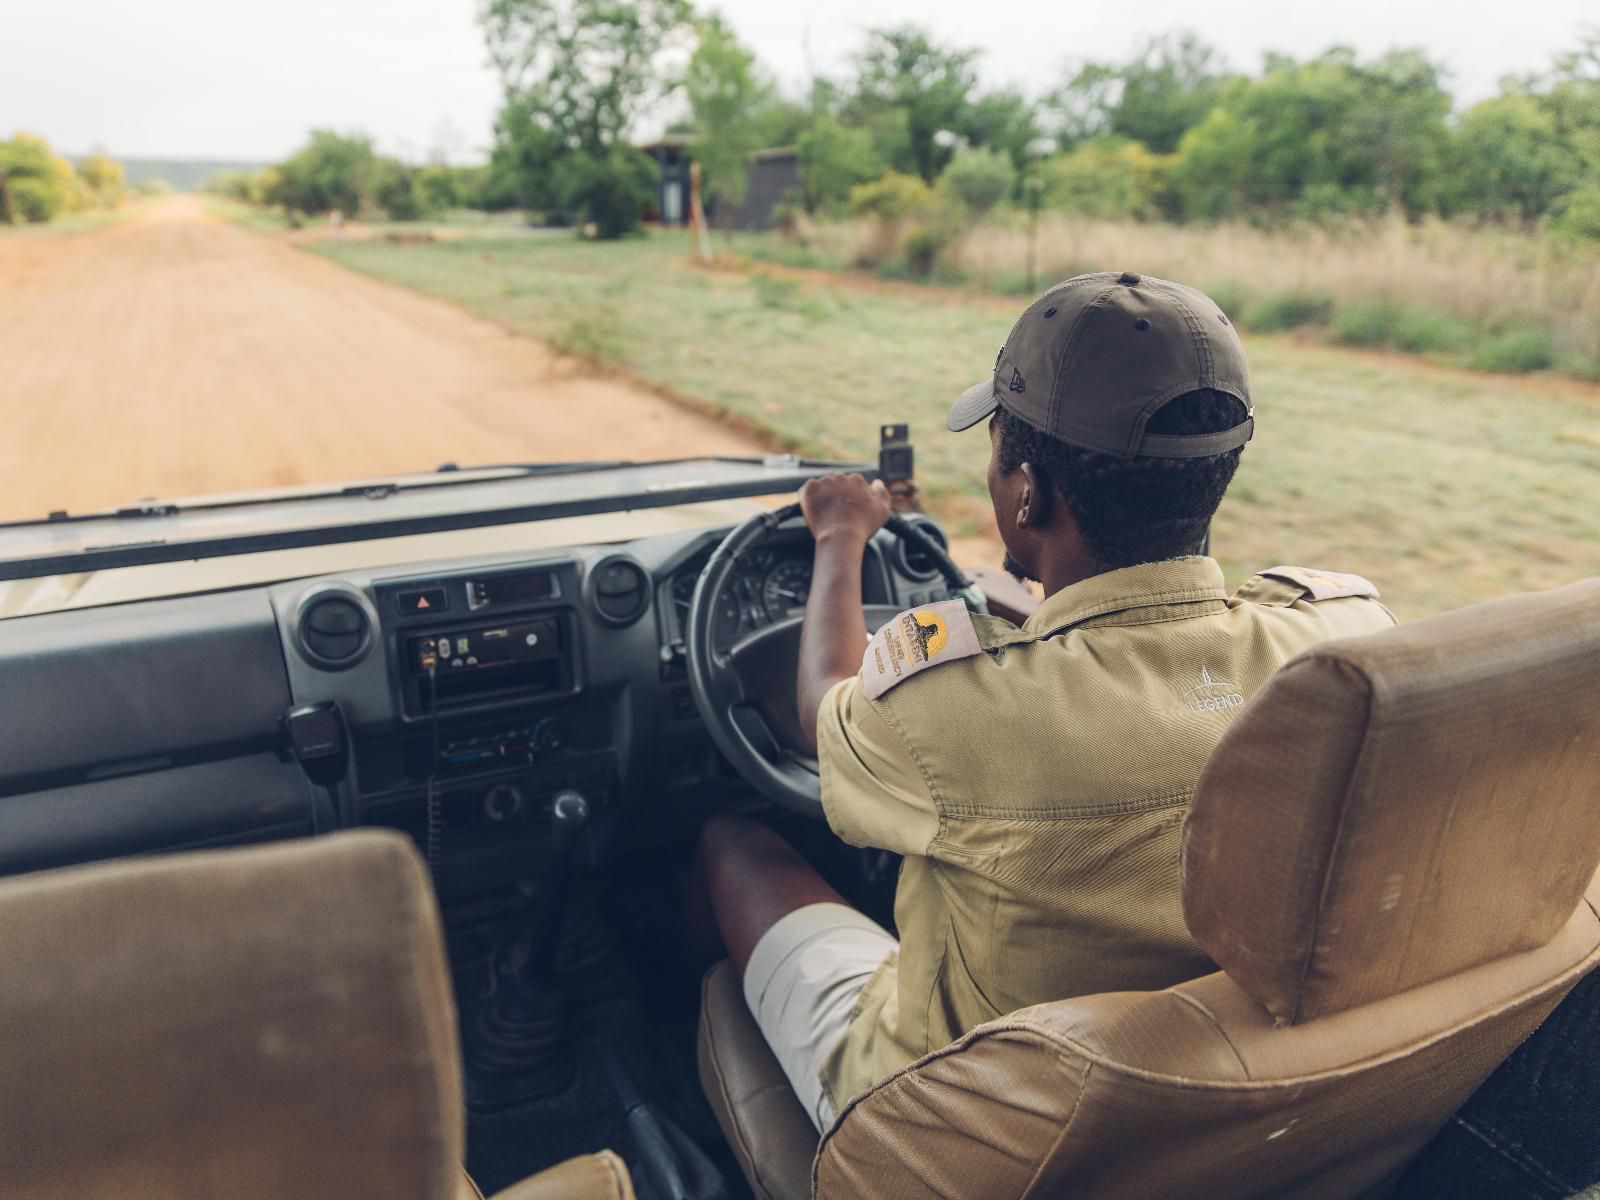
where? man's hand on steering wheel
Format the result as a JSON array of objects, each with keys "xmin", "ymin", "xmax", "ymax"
[
  {"xmin": 798, "ymin": 474, "xmax": 894, "ymax": 547},
  {"xmin": 796, "ymin": 475, "xmax": 894, "ymax": 752}
]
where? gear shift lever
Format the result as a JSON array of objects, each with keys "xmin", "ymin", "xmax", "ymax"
[
  {"xmin": 464, "ymin": 789, "xmax": 592, "ymax": 1104},
  {"xmin": 526, "ymin": 789, "xmax": 590, "ymax": 983}
]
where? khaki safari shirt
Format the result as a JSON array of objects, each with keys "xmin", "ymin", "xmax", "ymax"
[{"xmin": 814, "ymin": 556, "xmax": 1395, "ymax": 1113}]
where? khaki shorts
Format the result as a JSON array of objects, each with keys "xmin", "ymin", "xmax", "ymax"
[{"xmin": 742, "ymin": 902, "xmax": 898, "ymax": 1131}]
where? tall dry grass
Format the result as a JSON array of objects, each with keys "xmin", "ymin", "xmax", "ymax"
[{"xmin": 778, "ymin": 213, "xmax": 1600, "ymax": 371}]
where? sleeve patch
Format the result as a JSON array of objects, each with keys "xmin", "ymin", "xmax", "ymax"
[
  {"xmin": 861, "ymin": 598, "xmax": 982, "ymax": 700},
  {"xmin": 1260, "ymin": 565, "xmax": 1381, "ymax": 602}
]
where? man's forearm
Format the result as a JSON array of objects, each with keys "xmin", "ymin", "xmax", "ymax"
[{"xmin": 797, "ymin": 531, "xmax": 869, "ymax": 749}]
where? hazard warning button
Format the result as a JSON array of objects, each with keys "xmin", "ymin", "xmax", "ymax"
[{"xmin": 396, "ymin": 587, "xmax": 449, "ymax": 616}]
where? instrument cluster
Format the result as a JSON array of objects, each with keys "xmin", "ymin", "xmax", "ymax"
[{"xmin": 670, "ymin": 544, "xmax": 813, "ymax": 647}]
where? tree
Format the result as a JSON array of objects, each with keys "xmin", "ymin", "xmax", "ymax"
[
  {"xmin": 480, "ymin": 0, "xmax": 694, "ymax": 155},
  {"xmin": 273, "ymin": 131, "xmax": 380, "ymax": 216},
  {"xmin": 0, "ymin": 133, "xmax": 84, "ymax": 223},
  {"xmin": 964, "ymin": 89, "xmax": 1045, "ymax": 174},
  {"xmin": 556, "ymin": 143, "xmax": 656, "ymax": 238},
  {"xmin": 845, "ymin": 26, "xmax": 980, "ymax": 181},
  {"xmin": 796, "ymin": 114, "xmax": 882, "ymax": 213},
  {"xmin": 1168, "ymin": 48, "xmax": 1452, "ymax": 220},
  {"xmin": 684, "ymin": 15, "xmax": 770, "ymax": 205},
  {"xmin": 483, "ymin": 99, "xmax": 562, "ymax": 212},
  {"xmin": 1053, "ymin": 32, "xmax": 1229, "ymax": 154},
  {"xmin": 76, "ymin": 152, "xmax": 126, "ymax": 206},
  {"xmin": 937, "ymin": 147, "xmax": 1017, "ymax": 218},
  {"xmin": 1041, "ymin": 140, "xmax": 1171, "ymax": 220},
  {"xmin": 1442, "ymin": 94, "xmax": 1579, "ymax": 221}
]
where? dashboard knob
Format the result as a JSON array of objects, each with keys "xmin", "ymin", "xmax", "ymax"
[
  {"xmin": 482, "ymin": 782, "xmax": 525, "ymax": 823},
  {"xmin": 551, "ymin": 789, "xmax": 589, "ymax": 827},
  {"xmin": 533, "ymin": 719, "xmax": 566, "ymax": 753}
]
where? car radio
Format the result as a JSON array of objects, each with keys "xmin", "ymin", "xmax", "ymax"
[
  {"xmin": 403, "ymin": 614, "xmax": 577, "ymax": 713},
  {"xmin": 411, "ymin": 617, "xmax": 559, "ymax": 675}
]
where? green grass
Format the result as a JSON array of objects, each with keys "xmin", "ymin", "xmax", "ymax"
[
  {"xmin": 310, "ymin": 233, "xmax": 1600, "ymax": 620},
  {"xmin": 0, "ymin": 198, "xmax": 154, "ymax": 238}
]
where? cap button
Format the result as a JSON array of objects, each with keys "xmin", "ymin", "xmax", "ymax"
[{"xmin": 1118, "ymin": 271, "xmax": 1141, "ymax": 286}]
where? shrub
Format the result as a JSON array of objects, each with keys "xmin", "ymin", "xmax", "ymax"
[
  {"xmin": 1200, "ymin": 281, "xmax": 1254, "ymax": 323},
  {"xmin": 0, "ymin": 132, "xmax": 84, "ymax": 223},
  {"xmin": 1040, "ymin": 140, "xmax": 1170, "ymax": 220},
  {"xmin": 76, "ymin": 152, "xmax": 125, "ymax": 206},
  {"xmin": 1388, "ymin": 307, "xmax": 1474, "ymax": 355},
  {"xmin": 900, "ymin": 224, "xmax": 955, "ymax": 277},
  {"xmin": 1552, "ymin": 186, "xmax": 1600, "ymax": 244},
  {"xmin": 849, "ymin": 171, "xmax": 936, "ymax": 222},
  {"xmin": 1239, "ymin": 290, "xmax": 1335, "ymax": 332},
  {"xmin": 1330, "ymin": 299, "xmax": 1395, "ymax": 347},
  {"xmin": 1470, "ymin": 326, "xmax": 1555, "ymax": 374},
  {"xmin": 1330, "ymin": 299, "xmax": 1477, "ymax": 355},
  {"xmin": 6, "ymin": 176, "xmax": 55, "ymax": 223},
  {"xmin": 937, "ymin": 148, "xmax": 1016, "ymax": 218},
  {"xmin": 558, "ymin": 146, "xmax": 655, "ymax": 239},
  {"xmin": 797, "ymin": 116, "xmax": 881, "ymax": 214}
]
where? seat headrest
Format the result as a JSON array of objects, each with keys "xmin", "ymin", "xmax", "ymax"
[
  {"xmin": 1184, "ymin": 578, "xmax": 1600, "ymax": 1024},
  {"xmin": 0, "ymin": 831, "xmax": 461, "ymax": 1200}
]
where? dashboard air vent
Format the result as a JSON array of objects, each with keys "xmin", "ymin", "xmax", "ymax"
[
  {"xmin": 296, "ymin": 590, "xmax": 374, "ymax": 670},
  {"xmin": 896, "ymin": 517, "xmax": 950, "ymax": 581},
  {"xmin": 588, "ymin": 556, "xmax": 650, "ymax": 627}
]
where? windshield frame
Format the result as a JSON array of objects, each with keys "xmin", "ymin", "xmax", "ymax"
[{"xmin": 0, "ymin": 456, "xmax": 870, "ymax": 582}]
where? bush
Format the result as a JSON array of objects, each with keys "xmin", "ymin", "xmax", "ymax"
[
  {"xmin": 1470, "ymin": 326, "xmax": 1555, "ymax": 373},
  {"xmin": 1331, "ymin": 299, "xmax": 1476, "ymax": 355},
  {"xmin": 0, "ymin": 132, "xmax": 85, "ymax": 223},
  {"xmin": 900, "ymin": 224, "xmax": 955, "ymax": 277},
  {"xmin": 6, "ymin": 177, "xmax": 55, "ymax": 223},
  {"xmin": 558, "ymin": 146, "xmax": 655, "ymax": 239},
  {"xmin": 1388, "ymin": 307, "xmax": 1475, "ymax": 355},
  {"xmin": 937, "ymin": 148, "xmax": 1016, "ymax": 218},
  {"xmin": 797, "ymin": 115, "xmax": 881, "ymax": 214},
  {"xmin": 849, "ymin": 171, "xmax": 936, "ymax": 222},
  {"xmin": 1239, "ymin": 290, "xmax": 1335, "ymax": 332},
  {"xmin": 1552, "ymin": 186, "xmax": 1600, "ymax": 244},
  {"xmin": 1330, "ymin": 299, "xmax": 1394, "ymax": 347},
  {"xmin": 1040, "ymin": 140, "xmax": 1170, "ymax": 220},
  {"xmin": 1200, "ymin": 281, "xmax": 1254, "ymax": 322}
]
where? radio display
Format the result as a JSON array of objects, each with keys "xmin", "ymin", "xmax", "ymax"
[{"xmin": 466, "ymin": 571, "xmax": 559, "ymax": 611}]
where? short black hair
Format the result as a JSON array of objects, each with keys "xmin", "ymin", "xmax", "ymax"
[{"xmin": 994, "ymin": 389, "xmax": 1248, "ymax": 570}]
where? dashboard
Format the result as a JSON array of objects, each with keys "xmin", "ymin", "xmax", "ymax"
[
  {"xmin": 665, "ymin": 538, "xmax": 814, "ymax": 650},
  {"xmin": 0, "ymin": 513, "xmax": 954, "ymax": 899}
]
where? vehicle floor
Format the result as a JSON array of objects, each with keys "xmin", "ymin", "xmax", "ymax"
[
  {"xmin": 449, "ymin": 853, "xmax": 748, "ymax": 1197},
  {"xmin": 449, "ymin": 816, "xmax": 894, "ymax": 1197}
]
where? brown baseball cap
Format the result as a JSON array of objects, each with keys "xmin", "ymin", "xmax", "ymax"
[{"xmin": 947, "ymin": 271, "xmax": 1254, "ymax": 458}]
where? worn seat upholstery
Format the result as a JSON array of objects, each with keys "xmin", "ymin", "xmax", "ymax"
[
  {"xmin": 0, "ymin": 829, "xmax": 633, "ymax": 1200},
  {"xmin": 699, "ymin": 579, "xmax": 1600, "ymax": 1200}
]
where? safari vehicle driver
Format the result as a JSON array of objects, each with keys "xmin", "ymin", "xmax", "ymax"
[{"xmin": 696, "ymin": 271, "xmax": 1397, "ymax": 1131}]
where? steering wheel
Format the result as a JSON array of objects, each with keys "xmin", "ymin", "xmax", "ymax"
[{"xmin": 685, "ymin": 502, "xmax": 981, "ymax": 818}]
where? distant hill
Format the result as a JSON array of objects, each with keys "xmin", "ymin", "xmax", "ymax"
[{"xmin": 111, "ymin": 158, "xmax": 271, "ymax": 192}]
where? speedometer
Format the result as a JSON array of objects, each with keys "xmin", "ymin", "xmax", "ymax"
[{"xmin": 762, "ymin": 559, "xmax": 812, "ymax": 623}]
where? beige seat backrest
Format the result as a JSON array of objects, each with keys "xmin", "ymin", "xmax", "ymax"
[
  {"xmin": 815, "ymin": 579, "xmax": 1600, "ymax": 1200},
  {"xmin": 0, "ymin": 830, "xmax": 464, "ymax": 1200}
]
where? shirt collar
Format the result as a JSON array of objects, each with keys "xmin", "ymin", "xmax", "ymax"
[{"xmin": 1020, "ymin": 556, "xmax": 1228, "ymax": 638}]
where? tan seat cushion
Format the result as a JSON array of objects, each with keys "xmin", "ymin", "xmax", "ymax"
[
  {"xmin": 485, "ymin": 1150, "xmax": 635, "ymax": 1200},
  {"xmin": 697, "ymin": 960, "xmax": 819, "ymax": 1200},
  {"xmin": 816, "ymin": 876, "xmax": 1600, "ymax": 1199},
  {"xmin": 0, "ymin": 831, "xmax": 462, "ymax": 1200}
]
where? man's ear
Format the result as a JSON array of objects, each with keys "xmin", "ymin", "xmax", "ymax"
[{"xmin": 1017, "ymin": 462, "xmax": 1051, "ymax": 529}]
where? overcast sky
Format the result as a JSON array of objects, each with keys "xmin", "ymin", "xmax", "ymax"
[{"xmin": 4, "ymin": 0, "xmax": 1593, "ymax": 162}]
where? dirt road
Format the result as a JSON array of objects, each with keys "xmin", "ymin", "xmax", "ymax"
[{"xmin": 0, "ymin": 196, "xmax": 764, "ymax": 523}]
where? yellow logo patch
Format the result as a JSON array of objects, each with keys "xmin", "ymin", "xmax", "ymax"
[{"xmin": 861, "ymin": 599, "xmax": 983, "ymax": 699}]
